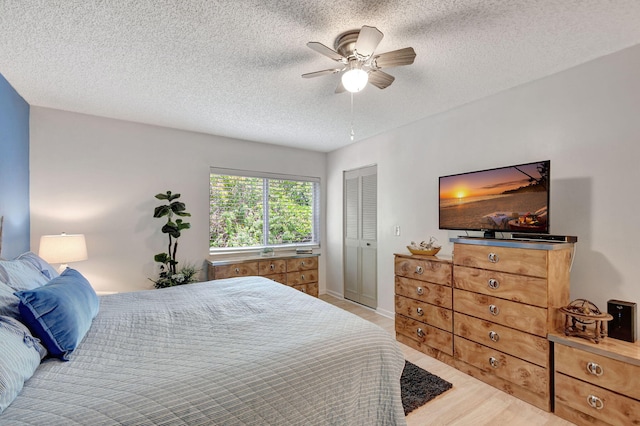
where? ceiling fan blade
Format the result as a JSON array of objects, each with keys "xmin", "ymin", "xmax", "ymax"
[
  {"xmin": 335, "ymin": 80, "xmax": 346, "ymax": 94},
  {"xmin": 354, "ymin": 25, "xmax": 383, "ymax": 58},
  {"xmin": 368, "ymin": 70, "xmax": 395, "ymax": 89},
  {"xmin": 372, "ymin": 47, "xmax": 416, "ymax": 69},
  {"xmin": 302, "ymin": 67, "xmax": 345, "ymax": 78},
  {"xmin": 307, "ymin": 42, "xmax": 345, "ymax": 62}
]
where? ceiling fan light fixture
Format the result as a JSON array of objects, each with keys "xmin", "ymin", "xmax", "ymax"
[{"xmin": 342, "ymin": 68, "xmax": 369, "ymax": 93}]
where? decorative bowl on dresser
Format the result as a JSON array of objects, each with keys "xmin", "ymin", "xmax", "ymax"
[{"xmin": 208, "ymin": 254, "xmax": 319, "ymax": 297}]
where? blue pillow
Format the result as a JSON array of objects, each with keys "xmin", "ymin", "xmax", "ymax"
[
  {"xmin": 14, "ymin": 269, "xmax": 99, "ymax": 361},
  {"xmin": 0, "ymin": 315, "xmax": 47, "ymax": 413}
]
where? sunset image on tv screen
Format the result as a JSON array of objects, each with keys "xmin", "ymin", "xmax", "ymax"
[{"xmin": 439, "ymin": 161, "xmax": 549, "ymax": 232}]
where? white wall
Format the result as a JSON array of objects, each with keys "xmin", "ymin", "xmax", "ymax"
[
  {"xmin": 327, "ymin": 43, "xmax": 640, "ymax": 331},
  {"xmin": 29, "ymin": 109, "xmax": 327, "ymax": 293}
]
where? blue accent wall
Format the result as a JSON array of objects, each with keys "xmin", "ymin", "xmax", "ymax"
[{"xmin": 0, "ymin": 72, "xmax": 30, "ymax": 258}]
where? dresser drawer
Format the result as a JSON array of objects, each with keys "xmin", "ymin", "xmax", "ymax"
[
  {"xmin": 453, "ymin": 289, "xmax": 547, "ymax": 337},
  {"xmin": 287, "ymin": 270, "xmax": 317, "ymax": 285},
  {"xmin": 453, "ymin": 265, "xmax": 547, "ymax": 308},
  {"xmin": 258, "ymin": 259, "xmax": 286, "ymax": 275},
  {"xmin": 395, "ymin": 314, "xmax": 453, "ymax": 355},
  {"xmin": 454, "ymin": 244, "xmax": 547, "ymax": 278},
  {"xmin": 395, "ymin": 295, "xmax": 452, "ymax": 332},
  {"xmin": 395, "ymin": 276, "xmax": 452, "ymax": 309},
  {"xmin": 213, "ymin": 262, "xmax": 259, "ymax": 279},
  {"xmin": 263, "ymin": 273, "xmax": 287, "ymax": 285},
  {"xmin": 286, "ymin": 257, "xmax": 317, "ymax": 271},
  {"xmin": 292, "ymin": 282, "xmax": 318, "ymax": 297},
  {"xmin": 555, "ymin": 344, "xmax": 640, "ymax": 400},
  {"xmin": 555, "ymin": 372, "xmax": 640, "ymax": 425},
  {"xmin": 454, "ymin": 312, "xmax": 549, "ymax": 367},
  {"xmin": 454, "ymin": 336, "xmax": 548, "ymax": 396},
  {"xmin": 394, "ymin": 257, "xmax": 452, "ymax": 285}
]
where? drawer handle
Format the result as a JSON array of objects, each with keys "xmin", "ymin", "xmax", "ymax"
[
  {"xmin": 301, "ymin": 287, "xmax": 307, "ymax": 293},
  {"xmin": 587, "ymin": 395, "xmax": 604, "ymax": 410},
  {"xmin": 301, "ymin": 261, "xmax": 305, "ymax": 267},
  {"xmin": 586, "ymin": 362, "xmax": 604, "ymax": 376},
  {"xmin": 417, "ymin": 328, "xmax": 424, "ymax": 338},
  {"xmin": 489, "ymin": 305, "xmax": 500, "ymax": 316},
  {"xmin": 488, "ymin": 252, "xmax": 499, "ymax": 263},
  {"xmin": 416, "ymin": 307, "xmax": 424, "ymax": 316},
  {"xmin": 234, "ymin": 267, "xmax": 240, "ymax": 273},
  {"xmin": 416, "ymin": 287, "xmax": 424, "ymax": 296},
  {"xmin": 270, "ymin": 264, "xmax": 275, "ymax": 271},
  {"xmin": 301, "ymin": 274, "xmax": 305, "ymax": 280},
  {"xmin": 489, "ymin": 331, "xmax": 500, "ymax": 342},
  {"xmin": 488, "ymin": 279, "xmax": 499, "ymax": 290},
  {"xmin": 415, "ymin": 266, "xmax": 424, "ymax": 275},
  {"xmin": 489, "ymin": 357, "xmax": 499, "ymax": 368}
]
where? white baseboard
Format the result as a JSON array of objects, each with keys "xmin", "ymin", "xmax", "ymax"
[{"xmin": 322, "ymin": 290, "xmax": 394, "ymax": 320}]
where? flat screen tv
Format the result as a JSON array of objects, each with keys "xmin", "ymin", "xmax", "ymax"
[{"xmin": 439, "ymin": 160, "xmax": 550, "ymax": 238}]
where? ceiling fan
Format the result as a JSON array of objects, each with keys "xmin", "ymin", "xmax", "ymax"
[{"xmin": 302, "ymin": 25, "xmax": 416, "ymax": 93}]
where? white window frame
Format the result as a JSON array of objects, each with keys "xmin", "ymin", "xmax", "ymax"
[{"xmin": 209, "ymin": 167, "xmax": 321, "ymax": 255}]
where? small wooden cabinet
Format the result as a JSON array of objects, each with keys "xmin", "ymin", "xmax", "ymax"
[
  {"xmin": 550, "ymin": 333, "xmax": 640, "ymax": 425},
  {"xmin": 208, "ymin": 254, "xmax": 319, "ymax": 297}
]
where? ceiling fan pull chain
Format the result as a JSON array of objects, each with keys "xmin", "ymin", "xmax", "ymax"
[{"xmin": 350, "ymin": 92, "xmax": 355, "ymax": 141}]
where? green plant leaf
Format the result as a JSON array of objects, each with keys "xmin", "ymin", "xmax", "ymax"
[
  {"xmin": 170, "ymin": 201, "xmax": 186, "ymax": 213},
  {"xmin": 155, "ymin": 192, "xmax": 170, "ymax": 200},
  {"xmin": 168, "ymin": 192, "xmax": 181, "ymax": 202},
  {"xmin": 154, "ymin": 253, "xmax": 170, "ymax": 263},
  {"xmin": 154, "ymin": 205, "xmax": 171, "ymax": 218}
]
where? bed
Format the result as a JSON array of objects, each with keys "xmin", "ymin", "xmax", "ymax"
[{"xmin": 1, "ymin": 262, "xmax": 407, "ymax": 425}]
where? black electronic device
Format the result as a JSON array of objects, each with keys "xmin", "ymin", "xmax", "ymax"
[
  {"xmin": 439, "ymin": 161, "xmax": 550, "ymax": 237},
  {"xmin": 607, "ymin": 299, "xmax": 637, "ymax": 342},
  {"xmin": 511, "ymin": 233, "xmax": 578, "ymax": 243}
]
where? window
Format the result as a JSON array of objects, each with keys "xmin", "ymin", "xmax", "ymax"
[{"xmin": 210, "ymin": 168, "xmax": 320, "ymax": 251}]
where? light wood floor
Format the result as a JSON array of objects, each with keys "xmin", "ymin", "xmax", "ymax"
[{"xmin": 320, "ymin": 294, "xmax": 576, "ymax": 426}]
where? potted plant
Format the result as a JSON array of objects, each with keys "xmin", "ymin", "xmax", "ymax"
[{"xmin": 150, "ymin": 191, "xmax": 199, "ymax": 288}]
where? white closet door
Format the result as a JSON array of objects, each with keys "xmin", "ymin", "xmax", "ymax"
[{"xmin": 343, "ymin": 165, "xmax": 377, "ymax": 308}]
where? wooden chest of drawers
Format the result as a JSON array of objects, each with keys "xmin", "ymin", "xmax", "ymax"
[
  {"xmin": 451, "ymin": 238, "xmax": 574, "ymax": 412},
  {"xmin": 550, "ymin": 333, "xmax": 640, "ymax": 425},
  {"xmin": 394, "ymin": 254, "xmax": 454, "ymax": 365},
  {"xmin": 208, "ymin": 254, "xmax": 319, "ymax": 297}
]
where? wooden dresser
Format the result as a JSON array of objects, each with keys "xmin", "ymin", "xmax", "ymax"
[
  {"xmin": 207, "ymin": 254, "xmax": 319, "ymax": 297},
  {"xmin": 451, "ymin": 238, "xmax": 574, "ymax": 411},
  {"xmin": 395, "ymin": 237, "xmax": 575, "ymax": 412},
  {"xmin": 549, "ymin": 333, "xmax": 640, "ymax": 425},
  {"xmin": 394, "ymin": 254, "xmax": 454, "ymax": 365}
]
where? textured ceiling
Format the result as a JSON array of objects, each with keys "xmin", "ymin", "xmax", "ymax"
[{"xmin": 1, "ymin": 1, "xmax": 640, "ymax": 152}]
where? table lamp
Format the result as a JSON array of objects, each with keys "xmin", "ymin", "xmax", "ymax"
[{"xmin": 39, "ymin": 233, "xmax": 88, "ymax": 272}]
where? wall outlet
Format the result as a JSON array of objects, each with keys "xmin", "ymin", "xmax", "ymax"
[{"xmin": 394, "ymin": 225, "xmax": 401, "ymax": 236}]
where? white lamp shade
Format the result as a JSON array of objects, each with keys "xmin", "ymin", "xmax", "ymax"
[
  {"xmin": 39, "ymin": 234, "xmax": 88, "ymax": 264},
  {"xmin": 342, "ymin": 68, "xmax": 369, "ymax": 93}
]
